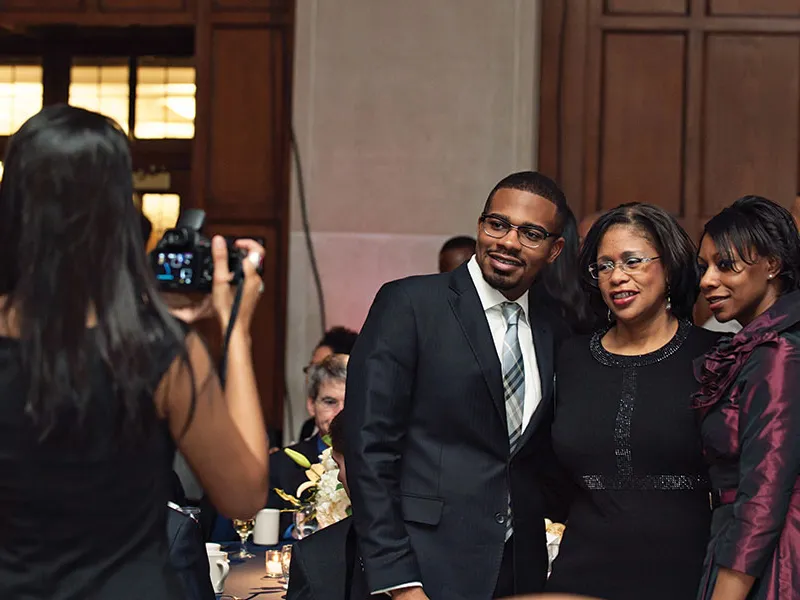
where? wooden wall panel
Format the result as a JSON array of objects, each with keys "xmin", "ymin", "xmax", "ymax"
[
  {"xmin": 538, "ymin": 0, "xmax": 593, "ymax": 213},
  {"xmin": 599, "ymin": 34, "xmax": 685, "ymax": 213},
  {"xmin": 605, "ymin": 0, "xmax": 687, "ymax": 15},
  {"xmin": 702, "ymin": 35, "xmax": 800, "ymax": 215},
  {"xmin": 204, "ymin": 222, "xmax": 283, "ymax": 427},
  {"xmin": 99, "ymin": 0, "xmax": 188, "ymax": 11},
  {"xmin": 205, "ymin": 27, "xmax": 285, "ymax": 220},
  {"xmin": 708, "ymin": 0, "xmax": 800, "ymax": 17},
  {"xmin": 193, "ymin": 0, "xmax": 295, "ymax": 429},
  {"xmin": 2, "ymin": 0, "xmax": 84, "ymax": 9},
  {"xmin": 212, "ymin": 0, "xmax": 277, "ymax": 10}
]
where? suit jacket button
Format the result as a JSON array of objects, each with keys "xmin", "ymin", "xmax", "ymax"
[{"xmin": 494, "ymin": 512, "xmax": 506, "ymax": 524}]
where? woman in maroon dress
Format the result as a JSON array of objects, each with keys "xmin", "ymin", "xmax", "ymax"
[{"xmin": 694, "ymin": 195, "xmax": 800, "ymax": 600}]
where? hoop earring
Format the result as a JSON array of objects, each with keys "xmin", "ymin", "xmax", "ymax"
[{"xmin": 607, "ymin": 308, "xmax": 613, "ymax": 322}]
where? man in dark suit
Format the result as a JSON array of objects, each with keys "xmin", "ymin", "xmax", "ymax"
[
  {"xmin": 343, "ymin": 171, "xmax": 576, "ymax": 600},
  {"xmin": 288, "ymin": 413, "xmax": 368, "ymax": 600}
]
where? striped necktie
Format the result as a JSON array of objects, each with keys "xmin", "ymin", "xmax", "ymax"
[
  {"xmin": 501, "ymin": 301, "xmax": 525, "ymax": 541},
  {"xmin": 501, "ymin": 302, "xmax": 525, "ymax": 452}
]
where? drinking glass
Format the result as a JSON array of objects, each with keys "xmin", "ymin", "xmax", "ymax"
[
  {"xmin": 232, "ymin": 518, "xmax": 255, "ymax": 559},
  {"xmin": 280, "ymin": 544, "xmax": 293, "ymax": 588}
]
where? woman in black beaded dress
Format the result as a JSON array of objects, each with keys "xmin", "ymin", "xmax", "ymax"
[{"xmin": 546, "ymin": 204, "xmax": 717, "ymax": 600}]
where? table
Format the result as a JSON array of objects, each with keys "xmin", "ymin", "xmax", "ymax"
[{"xmin": 218, "ymin": 542, "xmax": 288, "ymax": 600}]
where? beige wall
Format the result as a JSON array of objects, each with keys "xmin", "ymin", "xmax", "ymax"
[{"xmin": 284, "ymin": 0, "xmax": 541, "ymax": 440}]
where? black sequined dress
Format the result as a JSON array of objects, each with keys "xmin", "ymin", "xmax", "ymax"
[{"xmin": 545, "ymin": 321, "xmax": 718, "ymax": 600}]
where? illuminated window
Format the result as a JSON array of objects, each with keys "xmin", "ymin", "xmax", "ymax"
[
  {"xmin": 135, "ymin": 58, "xmax": 195, "ymax": 139},
  {"xmin": 141, "ymin": 193, "xmax": 180, "ymax": 251},
  {"xmin": 0, "ymin": 63, "xmax": 43, "ymax": 135},
  {"xmin": 69, "ymin": 59, "xmax": 130, "ymax": 133}
]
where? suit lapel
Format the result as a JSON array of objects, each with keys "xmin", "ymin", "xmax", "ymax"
[
  {"xmin": 448, "ymin": 265, "xmax": 506, "ymax": 425},
  {"xmin": 512, "ymin": 299, "xmax": 555, "ymax": 454}
]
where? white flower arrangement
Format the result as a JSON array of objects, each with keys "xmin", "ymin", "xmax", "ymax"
[
  {"xmin": 273, "ymin": 444, "xmax": 351, "ymax": 537},
  {"xmin": 313, "ymin": 448, "xmax": 351, "ymax": 528}
]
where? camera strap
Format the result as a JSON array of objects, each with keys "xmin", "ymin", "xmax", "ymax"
[{"xmin": 218, "ymin": 279, "xmax": 245, "ymax": 389}]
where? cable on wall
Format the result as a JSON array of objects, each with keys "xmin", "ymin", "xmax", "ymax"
[{"xmin": 290, "ymin": 126, "xmax": 327, "ymax": 335}]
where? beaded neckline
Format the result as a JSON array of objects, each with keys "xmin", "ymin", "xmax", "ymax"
[{"xmin": 590, "ymin": 319, "xmax": 693, "ymax": 368}]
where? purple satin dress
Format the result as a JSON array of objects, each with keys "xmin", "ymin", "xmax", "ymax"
[{"xmin": 693, "ymin": 290, "xmax": 800, "ymax": 600}]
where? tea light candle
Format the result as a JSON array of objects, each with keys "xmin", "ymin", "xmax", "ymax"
[{"xmin": 265, "ymin": 550, "xmax": 283, "ymax": 578}]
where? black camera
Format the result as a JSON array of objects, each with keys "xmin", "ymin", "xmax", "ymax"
[{"xmin": 150, "ymin": 209, "xmax": 251, "ymax": 293}]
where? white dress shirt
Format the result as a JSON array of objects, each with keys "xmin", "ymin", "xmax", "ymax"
[{"xmin": 467, "ymin": 256, "xmax": 542, "ymax": 429}]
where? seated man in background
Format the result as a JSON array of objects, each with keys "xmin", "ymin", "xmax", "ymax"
[
  {"xmin": 269, "ymin": 354, "xmax": 348, "ymax": 537},
  {"xmin": 438, "ymin": 235, "xmax": 476, "ymax": 273},
  {"xmin": 298, "ymin": 327, "xmax": 358, "ymax": 440},
  {"xmin": 288, "ymin": 412, "xmax": 367, "ymax": 600}
]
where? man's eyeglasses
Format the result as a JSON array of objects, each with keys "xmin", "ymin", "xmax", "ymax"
[
  {"xmin": 479, "ymin": 214, "xmax": 559, "ymax": 249},
  {"xmin": 588, "ymin": 256, "xmax": 661, "ymax": 280},
  {"xmin": 314, "ymin": 396, "xmax": 343, "ymax": 412}
]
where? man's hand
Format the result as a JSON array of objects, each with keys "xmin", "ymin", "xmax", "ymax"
[{"xmin": 389, "ymin": 587, "xmax": 429, "ymax": 600}]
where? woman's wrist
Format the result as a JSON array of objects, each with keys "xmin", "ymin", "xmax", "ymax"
[{"xmin": 224, "ymin": 324, "xmax": 252, "ymax": 349}]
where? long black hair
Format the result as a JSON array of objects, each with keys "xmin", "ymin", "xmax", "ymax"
[
  {"xmin": 486, "ymin": 171, "xmax": 597, "ymax": 332},
  {"xmin": 579, "ymin": 203, "xmax": 699, "ymax": 321},
  {"xmin": 702, "ymin": 195, "xmax": 800, "ymax": 294},
  {"xmin": 0, "ymin": 105, "xmax": 190, "ymax": 439}
]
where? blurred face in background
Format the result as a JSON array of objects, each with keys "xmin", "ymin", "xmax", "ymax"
[
  {"xmin": 439, "ymin": 247, "xmax": 474, "ymax": 273},
  {"xmin": 306, "ymin": 378, "xmax": 345, "ymax": 438}
]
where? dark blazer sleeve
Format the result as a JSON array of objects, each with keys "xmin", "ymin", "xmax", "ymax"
[
  {"xmin": 342, "ymin": 282, "xmax": 422, "ymax": 593},
  {"xmin": 287, "ymin": 544, "xmax": 314, "ymax": 600},
  {"xmin": 716, "ymin": 338, "xmax": 800, "ymax": 576}
]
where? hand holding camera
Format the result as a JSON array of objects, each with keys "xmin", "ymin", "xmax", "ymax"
[
  {"xmin": 153, "ymin": 209, "xmax": 265, "ymax": 333},
  {"xmin": 210, "ymin": 235, "xmax": 265, "ymax": 336}
]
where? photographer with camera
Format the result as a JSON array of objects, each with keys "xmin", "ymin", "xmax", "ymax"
[{"xmin": 0, "ymin": 105, "xmax": 269, "ymax": 600}]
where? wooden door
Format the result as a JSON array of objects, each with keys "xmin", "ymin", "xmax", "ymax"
[
  {"xmin": 539, "ymin": 0, "xmax": 800, "ymax": 239},
  {"xmin": 191, "ymin": 0, "xmax": 294, "ymax": 429}
]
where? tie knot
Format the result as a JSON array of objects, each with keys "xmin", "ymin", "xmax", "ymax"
[{"xmin": 501, "ymin": 302, "xmax": 522, "ymax": 326}]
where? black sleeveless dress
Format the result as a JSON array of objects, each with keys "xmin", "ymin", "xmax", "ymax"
[
  {"xmin": 546, "ymin": 322, "xmax": 717, "ymax": 600},
  {"xmin": 0, "ymin": 333, "xmax": 186, "ymax": 599}
]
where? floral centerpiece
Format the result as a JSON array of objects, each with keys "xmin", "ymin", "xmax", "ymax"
[{"xmin": 274, "ymin": 443, "xmax": 351, "ymax": 539}]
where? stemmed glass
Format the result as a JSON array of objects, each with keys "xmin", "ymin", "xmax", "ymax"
[
  {"xmin": 232, "ymin": 518, "xmax": 255, "ymax": 559},
  {"xmin": 280, "ymin": 544, "xmax": 293, "ymax": 589}
]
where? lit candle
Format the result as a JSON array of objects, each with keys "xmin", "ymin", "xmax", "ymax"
[{"xmin": 265, "ymin": 550, "xmax": 283, "ymax": 578}]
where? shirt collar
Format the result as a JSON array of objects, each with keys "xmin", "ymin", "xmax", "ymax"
[{"xmin": 466, "ymin": 256, "xmax": 529, "ymax": 323}]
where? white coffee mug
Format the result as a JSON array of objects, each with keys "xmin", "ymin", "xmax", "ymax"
[
  {"xmin": 207, "ymin": 551, "xmax": 230, "ymax": 594},
  {"xmin": 253, "ymin": 508, "xmax": 280, "ymax": 545},
  {"xmin": 205, "ymin": 542, "xmax": 221, "ymax": 553}
]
